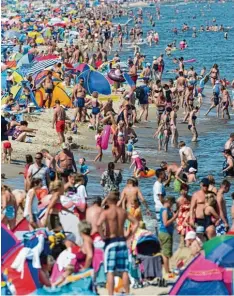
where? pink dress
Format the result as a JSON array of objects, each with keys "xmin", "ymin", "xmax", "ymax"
[
  {"xmin": 134, "ymin": 157, "xmax": 143, "ymax": 170},
  {"xmin": 95, "ymin": 134, "xmax": 102, "ymax": 147}
]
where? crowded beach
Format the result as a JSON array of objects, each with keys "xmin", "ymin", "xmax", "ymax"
[{"xmin": 1, "ymin": 0, "xmax": 234, "ymax": 295}]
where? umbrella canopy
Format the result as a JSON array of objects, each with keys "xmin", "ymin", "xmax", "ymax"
[
  {"xmin": 203, "ymin": 235, "xmax": 234, "ymax": 268},
  {"xmin": 26, "ymin": 59, "xmax": 60, "ymax": 76},
  {"xmin": 4, "ymin": 30, "xmax": 21, "ymax": 39},
  {"xmin": 74, "ymin": 63, "xmax": 91, "ymax": 73},
  {"xmin": 9, "ymin": 52, "xmax": 23, "ymax": 62},
  {"xmin": 1, "ymin": 70, "xmax": 24, "ymax": 93},
  {"xmin": 79, "ymin": 70, "xmax": 111, "ymax": 96},
  {"xmin": 34, "ymin": 55, "xmax": 60, "ymax": 62},
  {"xmin": 17, "ymin": 53, "xmax": 34, "ymax": 67}
]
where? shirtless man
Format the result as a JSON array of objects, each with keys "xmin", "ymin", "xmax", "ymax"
[
  {"xmin": 86, "ymin": 197, "xmax": 103, "ymax": 237},
  {"xmin": 118, "ymin": 178, "xmax": 151, "ymax": 222},
  {"xmin": 176, "ymin": 71, "xmax": 187, "ymax": 107},
  {"xmin": 71, "ymin": 45, "xmax": 80, "ymax": 64},
  {"xmin": 128, "ymin": 60, "xmax": 137, "ymax": 85},
  {"xmin": 42, "ymin": 71, "xmax": 54, "ymax": 108},
  {"xmin": 101, "ymin": 99, "xmax": 116, "ymax": 116},
  {"xmin": 41, "ymin": 149, "xmax": 56, "ymax": 181},
  {"xmin": 217, "ymin": 180, "xmax": 231, "ymax": 234},
  {"xmin": 55, "ymin": 143, "xmax": 77, "ymax": 182},
  {"xmin": 220, "ymin": 88, "xmax": 231, "ymax": 119},
  {"xmin": 190, "ymin": 178, "xmax": 210, "ymax": 229},
  {"xmin": 72, "ymin": 78, "xmax": 86, "ymax": 122},
  {"xmin": 52, "ymin": 100, "xmax": 66, "ymax": 145},
  {"xmin": 97, "ymin": 191, "xmax": 138, "ymax": 296},
  {"xmin": 160, "ymin": 161, "xmax": 180, "ymax": 186}
]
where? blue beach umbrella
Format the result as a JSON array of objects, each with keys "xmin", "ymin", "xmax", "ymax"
[
  {"xmin": 17, "ymin": 53, "xmax": 34, "ymax": 67},
  {"xmin": 4, "ymin": 30, "xmax": 21, "ymax": 39}
]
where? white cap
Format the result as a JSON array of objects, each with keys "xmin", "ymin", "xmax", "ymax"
[
  {"xmin": 185, "ymin": 231, "xmax": 196, "ymax": 240},
  {"xmin": 131, "ymin": 150, "xmax": 139, "ymax": 159},
  {"xmin": 189, "ymin": 167, "xmax": 197, "ymax": 173},
  {"xmin": 153, "ymin": 56, "xmax": 157, "ymax": 60}
]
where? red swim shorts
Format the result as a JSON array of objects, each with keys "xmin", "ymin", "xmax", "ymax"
[
  {"xmin": 56, "ymin": 120, "xmax": 65, "ymax": 133},
  {"xmin": 3, "ymin": 142, "xmax": 11, "ymax": 149}
]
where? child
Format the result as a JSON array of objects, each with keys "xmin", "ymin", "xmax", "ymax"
[
  {"xmin": 130, "ymin": 151, "xmax": 143, "ymax": 178},
  {"xmin": 52, "ymin": 264, "xmax": 75, "ymax": 287},
  {"xmin": 187, "ymin": 167, "xmax": 197, "ymax": 183},
  {"xmin": 185, "ymin": 231, "xmax": 203, "ymax": 257},
  {"xmin": 2, "ymin": 140, "xmax": 12, "ymax": 163},
  {"xmin": 141, "ymin": 158, "xmax": 149, "ymax": 173},
  {"xmin": 94, "ymin": 128, "xmax": 103, "ymax": 162},
  {"xmin": 79, "ymin": 158, "xmax": 89, "ymax": 187},
  {"xmin": 159, "ymin": 197, "xmax": 178, "ymax": 275},
  {"xmin": 126, "ymin": 139, "xmax": 134, "ymax": 162},
  {"xmin": 23, "ymin": 178, "xmax": 42, "ymax": 230}
]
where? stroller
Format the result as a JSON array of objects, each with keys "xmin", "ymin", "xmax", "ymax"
[{"xmin": 130, "ymin": 229, "xmax": 166, "ymax": 287}]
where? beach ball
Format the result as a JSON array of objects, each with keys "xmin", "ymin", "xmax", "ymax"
[{"xmin": 106, "ymin": 276, "xmax": 124, "ymax": 293}]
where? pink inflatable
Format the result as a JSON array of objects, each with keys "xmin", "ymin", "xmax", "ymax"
[
  {"xmin": 184, "ymin": 59, "xmax": 196, "ymax": 63},
  {"xmin": 101, "ymin": 125, "xmax": 111, "ymax": 150}
]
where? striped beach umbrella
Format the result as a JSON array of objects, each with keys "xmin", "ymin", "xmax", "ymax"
[{"xmin": 26, "ymin": 59, "xmax": 60, "ymax": 76}]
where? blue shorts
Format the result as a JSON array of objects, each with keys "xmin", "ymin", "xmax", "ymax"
[
  {"xmin": 104, "ymin": 237, "xmax": 129, "ymax": 273},
  {"xmin": 75, "ymin": 98, "xmax": 85, "ymax": 108}
]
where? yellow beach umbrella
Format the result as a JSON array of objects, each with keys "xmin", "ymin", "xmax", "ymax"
[{"xmin": 36, "ymin": 36, "xmax": 45, "ymax": 44}]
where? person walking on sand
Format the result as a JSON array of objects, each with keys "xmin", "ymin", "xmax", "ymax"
[
  {"xmin": 72, "ymin": 78, "xmax": 87, "ymax": 122},
  {"xmin": 52, "ymin": 100, "xmax": 66, "ymax": 145},
  {"xmin": 97, "ymin": 191, "xmax": 138, "ymax": 296}
]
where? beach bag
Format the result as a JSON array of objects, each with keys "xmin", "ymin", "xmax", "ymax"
[{"xmin": 135, "ymin": 86, "xmax": 145, "ymax": 101}]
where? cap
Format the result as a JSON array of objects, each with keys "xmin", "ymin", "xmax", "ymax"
[
  {"xmin": 131, "ymin": 150, "xmax": 139, "ymax": 159},
  {"xmin": 189, "ymin": 167, "xmax": 197, "ymax": 173},
  {"xmin": 125, "ymin": 94, "xmax": 130, "ymax": 99},
  {"xmin": 201, "ymin": 177, "xmax": 210, "ymax": 186},
  {"xmin": 146, "ymin": 62, "xmax": 151, "ymax": 66},
  {"xmin": 61, "ymin": 143, "xmax": 69, "ymax": 150},
  {"xmin": 185, "ymin": 231, "xmax": 196, "ymax": 240},
  {"xmin": 153, "ymin": 56, "xmax": 157, "ymax": 60}
]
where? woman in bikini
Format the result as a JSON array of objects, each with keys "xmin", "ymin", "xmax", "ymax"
[
  {"xmin": 187, "ymin": 107, "xmax": 199, "ymax": 142},
  {"xmin": 209, "ymin": 64, "xmax": 220, "ymax": 87}
]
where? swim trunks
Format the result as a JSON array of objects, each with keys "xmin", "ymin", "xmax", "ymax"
[
  {"xmin": 45, "ymin": 88, "xmax": 53, "ymax": 94},
  {"xmin": 104, "ymin": 237, "xmax": 129, "ymax": 273},
  {"xmin": 56, "ymin": 120, "xmax": 65, "ymax": 133},
  {"xmin": 3, "ymin": 142, "xmax": 11, "ymax": 149},
  {"xmin": 76, "ymin": 97, "xmax": 85, "ymax": 108}
]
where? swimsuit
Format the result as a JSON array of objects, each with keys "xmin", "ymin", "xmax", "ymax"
[
  {"xmin": 75, "ymin": 97, "xmax": 85, "ymax": 108},
  {"xmin": 3, "ymin": 205, "xmax": 15, "ymax": 220}
]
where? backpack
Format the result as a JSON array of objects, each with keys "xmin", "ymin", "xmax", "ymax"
[{"xmin": 135, "ymin": 86, "xmax": 145, "ymax": 101}]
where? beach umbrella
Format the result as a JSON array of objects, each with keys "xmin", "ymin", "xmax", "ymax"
[
  {"xmin": 1, "ymin": 70, "xmax": 24, "ymax": 93},
  {"xmin": 4, "ymin": 30, "xmax": 21, "ymax": 39},
  {"xmin": 203, "ymin": 235, "xmax": 234, "ymax": 268},
  {"xmin": 27, "ymin": 31, "xmax": 41, "ymax": 38},
  {"xmin": 17, "ymin": 53, "xmax": 34, "ymax": 68},
  {"xmin": 74, "ymin": 63, "xmax": 91, "ymax": 73},
  {"xmin": 9, "ymin": 52, "xmax": 23, "ymax": 62},
  {"xmin": 79, "ymin": 69, "xmax": 111, "ymax": 96},
  {"xmin": 26, "ymin": 59, "xmax": 60, "ymax": 76},
  {"xmin": 34, "ymin": 55, "xmax": 59, "ymax": 62},
  {"xmin": 35, "ymin": 36, "xmax": 45, "ymax": 44},
  {"xmin": 13, "ymin": 44, "xmax": 31, "ymax": 54},
  {"xmin": 169, "ymin": 254, "xmax": 233, "ymax": 295},
  {"xmin": 34, "ymin": 70, "xmax": 62, "ymax": 89}
]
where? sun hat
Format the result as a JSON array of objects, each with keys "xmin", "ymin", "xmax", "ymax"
[{"xmin": 185, "ymin": 231, "xmax": 196, "ymax": 240}]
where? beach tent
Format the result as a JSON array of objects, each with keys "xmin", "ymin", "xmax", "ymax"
[
  {"xmin": 169, "ymin": 254, "xmax": 233, "ymax": 295},
  {"xmin": 1, "ymin": 70, "xmax": 24, "ymax": 93},
  {"xmin": 4, "ymin": 81, "xmax": 39, "ymax": 108},
  {"xmin": 35, "ymin": 82, "xmax": 72, "ymax": 108},
  {"xmin": 78, "ymin": 70, "xmax": 111, "ymax": 95},
  {"xmin": 1, "ymin": 224, "xmax": 19, "ymax": 258},
  {"xmin": 17, "ymin": 53, "xmax": 34, "ymax": 67}
]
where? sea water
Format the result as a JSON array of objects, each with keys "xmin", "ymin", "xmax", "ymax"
[{"xmin": 113, "ymin": 1, "xmax": 234, "ymax": 81}]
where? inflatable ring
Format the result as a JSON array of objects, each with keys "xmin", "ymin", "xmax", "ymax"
[
  {"xmin": 139, "ymin": 169, "xmax": 155, "ymax": 178},
  {"xmin": 107, "ymin": 70, "xmax": 125, "ymax": 83}
]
